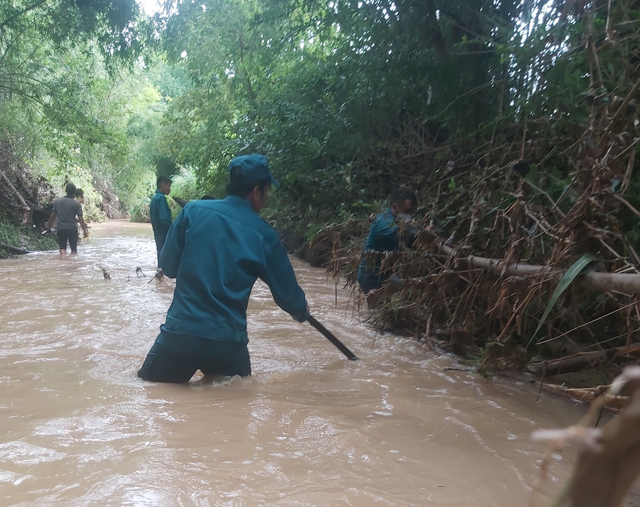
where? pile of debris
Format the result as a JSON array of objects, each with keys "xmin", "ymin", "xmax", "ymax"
[
  {"xmin": 323, "ymin": 84, "xmax": 640, "ymax": 382},
  {"xmin": 0, "ymin": 141, "xmax": 56, "ymax": 228}
]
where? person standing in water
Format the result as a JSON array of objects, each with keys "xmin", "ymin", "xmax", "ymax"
[
  {"xmin": 138, "ymin": 154, "xmax": 308, "ymax": 382},
  {"xmin": 149, "ymin": 176, "xmax": 172, "ymax": 269},
  {"xmin": 357, "ymin": 188, "xmax": 418, "ymax": 294},
  {"xmin": 46, "ymin": 183, "xmax": 89, "ymax": 255}
]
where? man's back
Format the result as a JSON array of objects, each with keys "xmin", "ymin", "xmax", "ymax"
[
  {"xmin": 52, "ymin": 196, "xmax": 82, "ymax": 230},
  {"xmin": 160, "ymin": 196, "xmax": 307, "ymax": 344}
]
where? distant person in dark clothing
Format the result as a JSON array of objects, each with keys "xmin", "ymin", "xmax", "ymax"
[
  {"xmin": 150, "ymin": 176, "xmax": 172, "ymax": 268},
  {"xmin": 46, "ymin": 183, "xmax": 89, "ymax": 255},
  {"xmin": 357, "ymin": 189, "xmax": 418, "ymax": 294}
]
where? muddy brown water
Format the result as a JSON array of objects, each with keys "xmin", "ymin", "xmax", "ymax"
[{"xmin": 0, "ymin": 220, "xmax": 613, "ymax": 506}]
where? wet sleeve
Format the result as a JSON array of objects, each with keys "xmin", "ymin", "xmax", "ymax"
[
  {"xmin": 159, "ymin": 209, "xmax": 187, "ymax": 278},
  {"xmin": 260, "ymin": 236, "xmax": 308, "ymax": 322},
  {"xmin": 76, "ymin": 202, "xmax": 83, "ymax": 217}
]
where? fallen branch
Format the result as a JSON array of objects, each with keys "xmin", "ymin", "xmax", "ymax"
[
  {"xmin": 532, "ymin": 366, "xmax": 640, "ymax": 507},
  {"xmin": 0, "ymin": 242, "xmax": 30, "ymax": 255},
  {"xmin": 0, "ymin": 169, "xmax": 29, "ymax": 211},
  {"xmin": 0, "ymin": 167, "xmax": 31, "ymax": 223},
  {"xmin": 526, "ymin": 344, "xmax": 640, "ymax": 376},
  {"xmin": 536, "ymin": 301, "xmax": 639, "ymax": 346},
  {"xmin": 613, "ymin": 194, "xmax": 640, "ymax": 219},
  {"xmin": 438, "ymin": 241, "xmax": 640, "ymax": 295},
  {"xmin": 540, "ymin": 384, "xmax": 628, "ymax": 411}
]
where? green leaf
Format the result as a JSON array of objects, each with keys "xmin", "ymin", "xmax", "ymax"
[{"xmin": 528, "ymin": 253, "xmax": 596, "ymax": 347}]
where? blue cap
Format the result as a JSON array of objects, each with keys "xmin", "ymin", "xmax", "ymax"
[{"xmin": 228, "ymin": 154, "xmax": 280, "ymax": 189}]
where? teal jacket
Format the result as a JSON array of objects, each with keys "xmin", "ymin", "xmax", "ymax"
[
  {"xmin": 357, "ymin": 208, "xmax": 415, "ymax": 292},
  {"xmin": 362, "ymin": 208, "xmax": 402, "ymax": 254},
  {"xmin": 149, "ymin": 190, "xmax": 172, "ymax": 239},
  {"xmin": 159, "ymin": 196, "xmax": 308, "ymax": 344}
]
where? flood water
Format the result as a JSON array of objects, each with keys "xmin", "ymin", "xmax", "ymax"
[{"xmin": 0, "ymin": 220, "xmax": 608, "ymax": 506}]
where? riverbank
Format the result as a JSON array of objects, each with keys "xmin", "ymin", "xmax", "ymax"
[{"xmin": 0, "ymin": 221, "xmax": 57, "ymax": 258}]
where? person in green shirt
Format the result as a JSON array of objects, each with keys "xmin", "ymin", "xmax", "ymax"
[{"xmin": 138, "ymin": 154, "xmax": 309, "ymax": 383}]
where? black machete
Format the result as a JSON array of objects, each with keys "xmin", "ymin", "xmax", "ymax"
[{"xmin": 307, "ymin": 314, "xmax": 359, "ymax": 361}]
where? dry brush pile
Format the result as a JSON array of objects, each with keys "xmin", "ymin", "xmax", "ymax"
[
  {"xmin": 0, "ymin": 141, "xmax": 55, "ymax": 225},
  {"xmin": 319, "ymin": 14, "xmax": 640, "ymax": 383},
  {"xmin": 327, "ymin": 107, "xmax": 640, "ymax": 381},
  {"xmin": 0, "ymin": 141, "xmax": 61, "ymax": 255}
]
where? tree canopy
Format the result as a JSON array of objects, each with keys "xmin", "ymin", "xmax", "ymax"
[{"xmin": 155, "ymin": 0, "xmax": 623, "ymax": 214}]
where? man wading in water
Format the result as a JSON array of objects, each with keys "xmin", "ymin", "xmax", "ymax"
[
  {"xmin": 357, "ymin": 189, "xmax": 418, "ymax": 294},
  {"xmin": 138, "ymin": 154, "xmax": 309, "ymax": 382},
  {"xmin": 150, "ymin": 176, "xmax": 173, "ymax": 272},
  {"xmin": 46, "ymin": 183, "xmax": 89, "ymax": 255}
]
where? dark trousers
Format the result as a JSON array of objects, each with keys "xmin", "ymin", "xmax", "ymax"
[
  {"xmin": 57, "ymin": 228, "xmax": 79, "ymax": 252},
  {"xmin": 154, "ymin": 234, "xmax": 165, "ymax": 266},
  {"xmin": 138, "ymin": 334, "xmax": 251, "ymax": 383}
]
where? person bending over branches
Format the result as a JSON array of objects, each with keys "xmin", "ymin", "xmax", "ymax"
[{"xmin": 357, "ymin": 188, "xmax": 418, "ymax": 294}]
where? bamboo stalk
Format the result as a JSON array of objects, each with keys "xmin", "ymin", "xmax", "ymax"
[
  {"xmin": 527, "ymin": 344, "xmax": 640, "ymax": 376},
  {"xmin": 439, "ymin": 242, "xmax": 640, "ymax": 295},
  {"xmin": 540, "ymin": 383, "xmax": 627, "ymax": 411},
  {"xmin": 613, "ymin": 194, "xmax": 640, "ymax": 218}
]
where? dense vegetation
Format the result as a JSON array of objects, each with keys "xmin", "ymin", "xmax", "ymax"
[
  {"xmin": 0, "ymin": 0, "xmax": 190, "ymax": 228},
  {"xmin": 3, "ymin": 0, "xmax": 640, "ymax": 379},
  {"xmin": 153, "ymin": 0, "xmax": 640, "ymax": 380}
]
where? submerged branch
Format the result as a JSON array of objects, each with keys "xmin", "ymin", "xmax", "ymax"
[{"xmin": 0, "ymin": 242, "xmax": 30, "ymax": 254}]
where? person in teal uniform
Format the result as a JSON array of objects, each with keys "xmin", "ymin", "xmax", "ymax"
[
  {"xmin": 138, "ymin": 154, "xmax": 309, "ymax": 382},
  {"xmin": 357, "ymin": 189, "xmax": 418, "ymax": 294},
  {"xmin": 149, "ymin": 176, "xmax": 172, "ymax": 268}
]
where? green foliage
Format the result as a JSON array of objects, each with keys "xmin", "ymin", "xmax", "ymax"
[
  {"xmin": 529, "ymin": 254, "xmax": 596, "ymax": 347},
  {"xmin": 0, "ymin": 221, "xmax": 57, "ymax": 254},
  {"xmin": 170, "ymin": 166, "xmax": 200, "ymax": 202},
  {"xmin": 0, "ymin": 0, "xmax": 164, "ymax": 222},
  {"xmin": 156, "ymin": 0, "xmax": 565, "ymax": 220},
  {"xmin": 129, "ymin": 199, "xmax": 151, "ymax": 223},
  {"xmin": 0, "ymin": 0, "xmax": 145, "ymax": 148}
]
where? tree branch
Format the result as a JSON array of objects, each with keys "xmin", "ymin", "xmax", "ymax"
[{"xmin": 0, "ymin": 0, "xmax": 49, "ymax": 30}]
